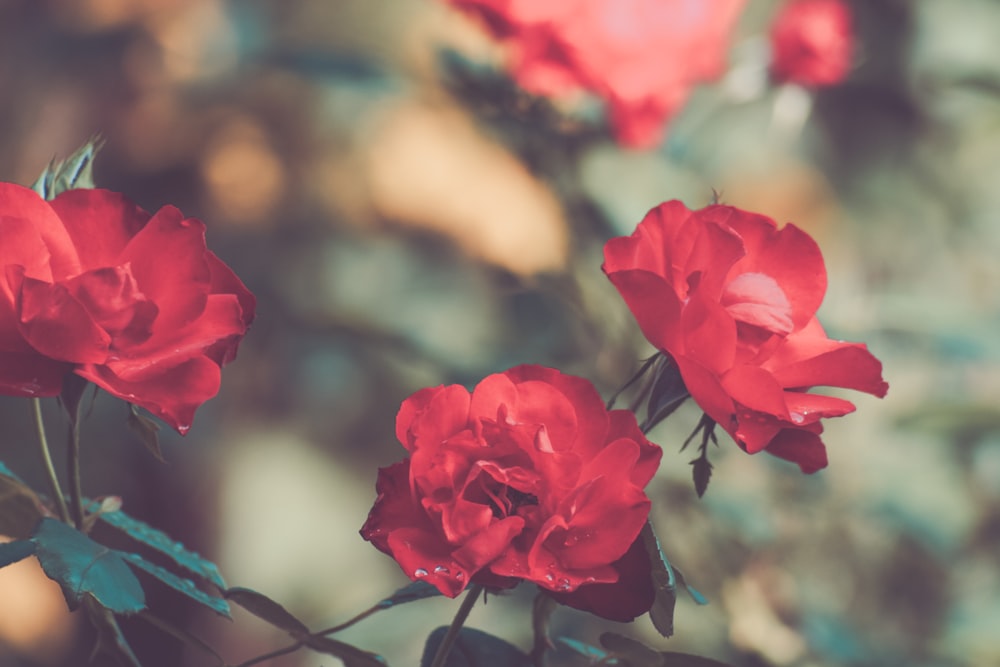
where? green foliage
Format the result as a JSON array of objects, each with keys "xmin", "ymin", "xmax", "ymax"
[
  {"xmin": 224, "ymin": 586, "xmax": 310, "ymax": 635},
  {"xmin": 127, "ymin": 403, "xmax": 165, "ymax": 462},
  {"xmin": 421, "ymin": 627, "xmax": 532, "ymax": 667},
  {"xmin": 0, "ymin": 460, "xmax": 47, "ymax": 539},
  {"xmin": 0, "ymin": 539, "xmax": 36, "ymax": 568},
  {"xmin": 120, "ymin": 551, "xmax": 230, "ymax": 617},
  {"xmin": 377, "ymin": 580, "xmax": 442, "ymax": 609},
  {"xmin": 30, "ymin": 137, "xmax": 103, "ymax": 200},
  {"xmin": 641, "ymin": 521, "xmax": 678, "ymax": 638},
  {"xmin": 99, "ymin": 508, "xmax": 227, "ymax": 588},
  {"xmin": 298, "ymin": 635, "xmax": 386, "ymax": 667},
  {"xmin": 32, "ymin": 517, "xmax": 146, "ymax": 614}
]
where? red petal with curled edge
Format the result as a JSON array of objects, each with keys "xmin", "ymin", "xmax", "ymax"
[
  {"xmin": 764, "ymin": 427, "xmax": 829, "ymax": 473},
  {"xmin": 76, "ymin": 355, "xmax": 221, "ymax": 434},
  {"xmin": 548, "ymin": 535, "xmax": 654, "ymax": 622}
]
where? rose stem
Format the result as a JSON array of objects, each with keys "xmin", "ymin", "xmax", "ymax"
[
  {"xmin": 66, "ymin": 397, "xmax": 84, "ymax": 529},
  {"xmin": 429, "ymin": 584, "xmax": 483, "ymax": 667},
  {"xmin": 31, "ymin": 398, "xmax": 71, "ymax": 523}
]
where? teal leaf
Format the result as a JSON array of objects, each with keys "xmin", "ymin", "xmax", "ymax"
[
  {"xmin": 421, "ymin": 627, "xmax": 532, "ymax": 667},
  {"xmin": 673, "ymin": 567, "xmax": 708, "ymax": 606},
  {"xmin": 119, "ymin": 551, "xmax": 230, "ymax": 618},
  {"xmin": 640, "ymin": 522, "xmax": 677, "ymax": 638},
  {"xmin": 223, "ymin": 587, "xmax": 309, "ymax": 635},
  {"xmin": 555, "ymin": 637, "xmax": 608, "ymax": 660},
  {"xmin": 32, "ymin": 518, "xmax": 146, "ymax": 614},
  {"xmin": 0, "ymin": 539, "xmax": 36, "ymax": 568},
  {"xmin": 0, "ymin": 461, "xmax": 47, "ymax": 539},
  {"xmin": 31, "ymin": 138, "xmax": 103, "ymax": 200},
  {"xmin": 377, "ymin": 580, "xmax": 442, "ymax": 609},
  {"xmin": 99, "ymin": 509, "xmax": 226, "ymax": 588},
  {"xmin": 301, "ymin": 635, "xmax": 387, "ymax": 667}
]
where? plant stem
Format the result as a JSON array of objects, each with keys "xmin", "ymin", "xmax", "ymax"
[
  {"xmin": 233, "ymin": 640, "xmax": 304, "ymax": 667},
  {"xmin": 429, "ymin": 585, "xmax": 483, "ymax": 667},
  {"xmin": 67, "ymin": 407, "xmax": 84, "ymax": 529},
  {"xmin": 31, "ymin": 398, "xmax": 70, "ymax": 523},
  {"xmin": 316, "ymin": 605, "xmax": 380, "ymax": 636}
]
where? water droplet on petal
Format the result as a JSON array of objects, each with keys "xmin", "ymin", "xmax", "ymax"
[
  {"xmin": 455, "ymin": 571, "xmax": 465, "ymax": 580},
  {"xmin": 414, "ymin": 568, "xmax": 428, "ymax": 578},
  {"xmin": 545, "ymin": 573, "xmax": 554, "ymax": 582},
  {"xmin": 790, "ymin": 412, "xmax": 805, "ymax": 424},
  {"xmin": 557, "ymin": 578, "xmax": 571, "ymax": 591},
  {"xmin": 433, "ymin": 565, "xmax": 449, "ymax": 574}
]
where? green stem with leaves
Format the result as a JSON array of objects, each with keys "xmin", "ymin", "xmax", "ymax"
[
  {"xmin": 31, "ymin": 398, "xmax": 71, "ymax": 523},
  {"xmin": 429, "ymin": 584, "xmax": 483, "ymax": 667}
]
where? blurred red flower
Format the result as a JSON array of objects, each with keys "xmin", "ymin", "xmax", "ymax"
[
  {"xmin": 769, "ymin": 0, "xmax": 854, "ymax": 87},
  {"xmin": 0, "ymin": 184, "xmax": 255, "ymax": 433},
  {"xmin": 445, "ymin": 0, "xmax": 746, "ymax": 148},
  {"xmin": 360, "ymin": 364, "xmax": 662, "ymax": 621},
  {"xmin": 603, "ymin": 201, "xmax": 887, "ymax": 472}
]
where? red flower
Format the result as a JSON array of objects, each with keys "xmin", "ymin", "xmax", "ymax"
[
  {"xmin": 603, "ymin": 201, "xmax": 887, "ymax": 472},
  {"xmin": 0, "ymin": 184, "xmax": 255, "ymax": 433},
  {"xmin": 360, "ymin": 365, "xmax": 662, "ymax": 621},
  {"xmin": 444, "ymin": 0, "xmax": 747, "ymax": 148},
  {"xmin": 769, "ymin": 0, "xmax": 853, "ymax": 87}
]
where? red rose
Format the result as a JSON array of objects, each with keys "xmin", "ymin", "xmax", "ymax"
[
  {"xmin": 603, "ymin": 201, "xmax": 887, "ymax": 472},
  {"xmin": 0, "ymin": 183, "xmax": 255, "ymax": 433},
  {"xmin": 360, "ymin": 365, "xmax": 662, "ymax": 621},
  {"xmin": 444, "ymin": 0, "xmax": 747, "ymax": 148},
  {"xmin": 769, "ymin": 0, "xmax": 853, "ymax": 87}
]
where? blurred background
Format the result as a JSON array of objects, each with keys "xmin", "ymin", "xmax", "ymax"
[{"xmin": 0, "ymin": 0, "xmax": 998, "ymax": 666}]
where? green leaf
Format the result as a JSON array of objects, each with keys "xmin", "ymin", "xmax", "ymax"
[
  {"xmin": 672, "ymin": 567, "xmax": 708, "ymax": 606},
  {"xmin": 31, "ymin": 137, "xmax": 103, "ymax": 200},
  {"xmin": 640, "ymin": 522, "xmax": 677, "ymax": 638},
  {"xmin": 0, "ymin": 462, "xmax": 48, "ymax": 539},
  {"xmin": 223, "ymin": 586, "xmax": 310, "ymax": 635},
  {"xmin": 377, "ymin": 580, "xmax": 442, "ymax": 609},
  {"xmin": 659, "ymin": 652, "xmax": 736, "ymax": 667},
  {"xmin": 0, "ymin": 539, "xmax": 36, "ymax": 568},
  {"xmin": 554, "ymin": 637, "xmax": 608, "ymax": 660},
  {"xmin": 421, "ymin": 627, "xmax": 532, "ymax": 667},
  {"xmin": 98, "ymin": 508, "xmax": 226, "ymax": 588},
  {"xmin": 600, "ymin": 633, "xmax": 664, "ymax": 667},
  {"xmin": 32, "ymin": 517, "xmax": 146, "ymax": 614},
  {"xmin": 127, "ymin": 403, "xmax": 165, "ymax": 461},
  {"xmin": 119, "ymin": 551, "xmax": 230, "ymax": 618},
  {"xmin": 301, "ymin": 635, "xmax": 387, "ymax": 667}
]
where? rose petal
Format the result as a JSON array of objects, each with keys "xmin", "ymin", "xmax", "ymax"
[
  {"xmin": 764, "ymin": 427, "xmax": 829, "ymax": 473},
  {"xmin": 49, "ymin": 189, "xmax": 148, "ymax": 271}
]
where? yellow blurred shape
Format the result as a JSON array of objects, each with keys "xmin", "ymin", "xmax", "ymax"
[
  {"xmin": 200, "ymin": 116, "xmax": 287, "ymax": 227},
  {"xmin": 365, "ymin": 101, "xmax": 569, "ymax": 275},
  {"xmin": 0, "ymin": 539, "xmax": 75, "ymax": 663}
]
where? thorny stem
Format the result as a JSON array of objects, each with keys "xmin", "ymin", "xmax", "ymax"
[
  {"xmin": 429, "ymin": 584, "xmax": 484, "ymax": 667},
  {"xmin": 31, "ymin": 398, "xmax": 71, "ymax": 523}
]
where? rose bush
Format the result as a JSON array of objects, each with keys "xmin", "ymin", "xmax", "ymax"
[
  {"xmin": 444, "ymin": 0, "xmax": 746, "ymax": 148},
  {"xmin": 360, "ymin": 364, "xmax": 662, "ymax": 621},
  {"xmin": 603, "ymin": 201, "xmax": 887, "ymax": 472},
  {"xmin": 0, "ymin": 183, "xmax": 255, "ymax": 433},
  {"xmin": 769, "ymin": 0, "xmax": 853, "ymax": 87}
]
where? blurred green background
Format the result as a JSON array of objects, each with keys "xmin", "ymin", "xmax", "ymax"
[{"xmin": 0, "ymin": 0, "xmax": 998, "ymax": 666}]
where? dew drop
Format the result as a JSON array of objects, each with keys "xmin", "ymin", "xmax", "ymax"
[
  {"xmin": 790, "ymin": 412, "xmax": 805, "ymax": 424},
  {"xmin": 414, "ymin": 568, "xmax": 428, "ymax": 578},
  {"xmin": 557, "ymin": 578, "xmax": 571, "ymax": 591},
  {"xmin": 545, "ymin": 573, "xmax": 554, "ymax": 582},
  {"xmin": 433, "ymin": 565, "xmax": 449, "ymax": 574},
  {"xmin": 455, "ymin": 571, "xmax": 465, "ymax": 580}
]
